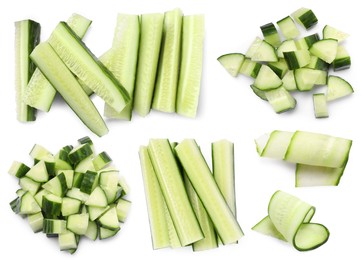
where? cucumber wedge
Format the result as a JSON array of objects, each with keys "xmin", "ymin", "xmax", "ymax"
[
  {"xmin": 134, "ymin": 13, "xmax": 164, "ymax": 117},
  {"xmin": 147, "ymin": 139, "xmax": 203, "ymax": 246},
  {"xmin": 25, "ymin": 14, "xmax": 92, "ymax": 112},
  {"xmin": 103, "ymin": 14, "xmax": 140, "ymax": 120},
  {"xmin": 15, "ymin": 19, "xmax": 40, "ymax": 122},
  {"xmin": 48, "ymin": 22, "xmax": 130, "ymax": 113},
  {"xmin": 309, "ymin": 39, "xmax": 338, "ymax": 64},
  {"xmin": 218, "ymin": 53, "xmax": 245, "ymax": 77},
  {"xmin": 152, "ymin": 8, "xmax": 183, "ymax": 113},
  {"xmin": 326, "ymin": 75, "xmax": 354, "ymax": 101},
  {"xmin": 176, "ymin": 15, "xmax": 205, "ymax": 118},
  {"xmin": 253, "ymin": 190, "xmax": 329, "ymax": 251},
  {"xmin": 175, "ymin": 139, "xmax": 244, "ymax": 245},
  {"xmin": 30, "ymin": 42, "xmax": 108, "ymax": 136}
]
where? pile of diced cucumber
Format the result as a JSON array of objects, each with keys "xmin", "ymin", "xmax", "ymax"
[
  {"xmin": 8, "ymin": 137, "xmax": 131, "ymax": 254},
  {"xmin": 15, "ymin": 9, "xmax": 205, "ymax": 136},
  {"xmin": 139, "ymin": 139, "xmax": 243, "ymax": 251},
  {"xmin": 218, "ymin": 7, "xmax": 353, "ymax": 117}
]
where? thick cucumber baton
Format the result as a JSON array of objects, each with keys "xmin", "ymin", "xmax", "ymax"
[
  {"xmin": 147, "ymin": 139, "xmax": 203, "ymax": 246},
  {"xmin": 25, "ymin": 14, "xmax": 92, "ymax": 112},
  {"xmin": 285, "ymin": 131, "xmax": 352, "ymax": 168},
  {"xmin": 175, "ymin": 139, "xmax": 244, "ymax": 244},
  {"xmin": 152, "ymin": 8, "xmax": 183, "ymax": 113},
  {"xmin": 138, "ymin": 146, "xmax": 174, "ymax": 249},
  {"xmin": 134, "ymin": 13, "xmax": 164, "ymax": 117},
  {"xmin": 253, "ymin": 191, "xmax": 329, "ymax": 251},
  {"xmin": 30, "ymin": 42, "xmax": 108, "ymax": 137},
  {"xmin": 48, "ymin": 22, "xmax": 130, "ymax": 113},
  {"xmin": 15, "ymin": 19, "xmax": 40, "ymax": 122},
  {"xmin": 176, "ymin": 14, "xmax": 205, "ymax": 118}
]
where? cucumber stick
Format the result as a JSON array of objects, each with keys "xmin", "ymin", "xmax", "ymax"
[
  {"xmin": 30, "ymin": 42, "xmax": 108, "ymax": 137},
  {"xmin": 253, "ymin": 191, "xmax": 329, "ymax": 251},
  {"xmin": 152, "ymin": 8, "xmax": 183, "ymax": 113},
  {"xmin": 176, "ymin": 15, "xmax": 205, "ymax": 118},
  {"xmin": 25, "ymin": 14, "xmax": 92, "ymax": 112},
  {"xmin": 134, "ymin": 13, "xmax": 164, "ymax": 117},
  {"xmin": 15, "ymin": 19, "xmax": 40, "ymax": 122},
  {"xmin": 147, "ymin": 139, "xmax": 203, "ymax": 246},
  {"xmin": 175, "ymin": 139, "xmax": 244, "ymax": 244},
  {"xmin": 103, "ymin": 14, "xmax": 140, "ymax": 120},
  {"xmin": 48, "ymin": 22, "xmax": 130, "ymax": 113},
  {"xmin": 139, "ymin": 146, "xmax": 180, "ymax": 249}
]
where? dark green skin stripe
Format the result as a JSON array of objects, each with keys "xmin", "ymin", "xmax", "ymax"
[
  {"xmin": 10, "ymin": 197, "xmax": 21, "ymax": 213},
  {"xmin": 42, "ymin": 197, "xmax": 62, "ymax": 218},
  {"xmin": 99, "ymin": 152, "xmax": 112, "ymax": 163},
  {"xmin": 268, "ymin": 64, "xmax": 284, "ymax": 79},
  {"xmin": 58, "ymin": 149, "xmax": 72, "ymax": 163},
  {"xmin": 15, "ymin": 163, "xmax": 31, "ymax": 178},
  {"xmin": 333, "ymin": 57, "xmax": 351, "ymax": 71},
  {"xmin": 283, "ymin": 52, "xmax": 300, "ymax": 70},
  {"xmin": 313, "ymin": 58, "xmax": 329, "ymax": 71},
  {"xmin": 260, "ymin": 23, "xmax": 278, "ymax": 36},
  {"xmin": 62, "ymin": 145, "xmax": 74, "ymax": 153},
  {"xmin": 58, "ymin": 172, "xmax": 68, "ymax": 197},
  {"xmin": 299, "ymin": 10, "xmax": 318, "ymax": 29},
  {"xmin": 72, "ymin": 172, "xmax": 84, "ymax": 188},
  {"xmin": 78, "ymin": 136, "xmax": 93, "ymax": 146},
  {"xmin": 251, "ymin": 63, "xmax": 262, "ymax": 78},
  {"xmin": 68, "ymin": 144, "xmax": 93, "ymax": 165},
  {"xmin": 80, "ymin": 171, "xmax": 98, "ymax": 194},
  {"xmin": 304, "ymin": 33, "xmax": 320, "ymax": 48},
  {"xmin": 25, "ymin": 20, "xmax": 41, "ymax": 121}
]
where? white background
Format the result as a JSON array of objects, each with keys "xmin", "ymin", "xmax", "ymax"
[{"xmin": 0, "ymin": 0, "xmax": 362, "ymax": 259}]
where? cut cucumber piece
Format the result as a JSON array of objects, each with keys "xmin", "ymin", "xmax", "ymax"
[
  {"xmin": 134, "ymin": 13, "xmax": 164, "ymax": 117},
  {"xmin": 67, "ymin": 213, "xmax": 89, "ymax": 235},
  {"xmin": 212, "ymin": 140, "xmax": 236, "ymax": 217},
  {"xmin": 250, "ymin": 85, "xmax": 267, "ymax": 101},
  {"xmin": 285, "ymin": 131, "xmax": 352, "ymax": 168},
  {"xmin": 245, "ymin": 37, "xmax": 263, "ymax": 58},
  {"xmin": 333, "ymin": 45, "xmax": 351, "ymax": 71},
  {"xmin": 15, "ymin": 19, "xmax": 40, "ymax": 122},
  {"xmin": 277, "ymin": 40, "xmax": 297, "ymax": 58},
  {"xmin": 88, "ymin": 206, "xmax": 109, "ymax": 221},
  {"xmin": 61, "ymin": 197, "xmax": 82, "ymax": 216},
  {"xmin": 68, "ymin": 143, "xmax": 93, "ymax": 165},
  {"xmin": 8, "ymin": 161, "xmax": 30, "ymax": 178},
  {"xmin": 43, "ymin": 219, "xmax": 66, "ymax": 234},
  {"xmin": 28, "ymin": 212, "xmax": 44, "ymax": 232},
  {"xmin": 296, "ymin": 33, "xmax": 320, "ymax": 50},
  {"xmin": 268, "ymin": 59, "xmax": 288, "ymax": 78},
  {"xmin": 184, "ymin": 173, "xmax": 218, "ymax": 251},
  {"xmin": 265, "ymin": 87, "xmax": 296, "ymax": 113},
  {"xmin": 292, "ymin": 8, "xmax": 318, "ymax": 30},
  {"xmin": 42, "ymin": 193, "xmax": 62, "ymax": 218},
  {"xmin": 152, "ymin": 8, "xmax": 183, "ymax": 113},
  {"xmin": 19, "ymin": 177, "xmax": 41, "ymax": 196},
  {"xmin": 176, "ymin": 15, "xmax": 205, "ymax": 118},
  {"xmin": 326, "ymin": 75, "xmax": 354, "ymax": 101},
  {"xmin": 309, "ymin": 39, "xmax": 338, "ymax": 64},
  {"xmin": 30, "ymin": 42, "xmax": 108, "ymax": 136},
  {"xmin": 277, "ymin": 16, "xmax": 300, "ymax": 39},
  {"xmin": 251, "ymin": 40, "xmax": 278, "ymax": 62},
  {"xmin": 85, "ymin": 186, "xmax": 107, "ymax": 207},
  {"xmin": 281, "ymin": 70, "xmax": 297, "ymax": 91},
  {"xmin": 79, "ymin": 170, "xmax": 98, "ymax": 194},
  {"xmin": 296, "ymin": 164, "xmax": 345, "ymax": 187},
  {"xmin": 59, "ymin": 231, "xmax": 78, "ymax": 251},
  {"xmin": 175, "ymin": 139, "xmax": 244, "ymax": 245},
  {"xmin": 323, "ymin": 25, "xmax": 349, "ymax": 43},
  {"xmin": 313, "ymin": 93, "xmax": 329, "ymax": 118},
  {"xmin": 98, "ymin": 207, "xmax": 119, "ymax": 230},
  {"xmin": 294, "ymin": 68, "xmax": 321, "ymax": 91},
  {"xmin": 14, "ymin": 192, "xmax": 42, "ymax": 215},
  {"xmin": 306, "ymin": 55, "xmax": 329, "ymax": 71},
  {"xmin": 253, "ymin": 65, "xmax": 282, "ymax": 91},
  {"xmin": 42, "ymin": 172, "xmax": 68, "ymax": 197},
  {"xmin": 103, "ymin": 14, "xmax": 140, "ymax": 120},
  {"xmin": 92, "ymin": 152, "xmax": 112, "ymax": 171},
  {"xmin": 139, "ymin": 146, "xmax": 173, "ymax": 249},
  {"xmin": 25, "ymin": 14, "xmax": 92, "ymax": 112},
  {"xmin": 260, "ymin": 22, "xmax": 281, "ymax": 47},
  {"xmin": 85, "ymin": 221, "xmax": 98, "ymax": 241},
  {"xmin": 26, "ymin": 160, "xmax": 49, "ymax": 183},
  {"xmin": 148, "ymin": 139, "xmax": 203, "ymax": 246},
  {"xmin": 48, "ymin": 22, "xmax": 130, "ymax": 113},
  {"xmin": 283, "ymin": 50, "xmax": 310, "ymax": 70},
  {"xmin": 239, "ymin": 58, "xmax": 261, "ymax": 78},
  {"xmin": 116, "ymin": 198, "xmax": 131, "ymax": 223},
  {"xmin": 99, "ymin": 227, "xmax": 120, "ymax": 240},
  {"xmin": 254, "ymin": 190, "xmax": 329, "ymax": 251}
]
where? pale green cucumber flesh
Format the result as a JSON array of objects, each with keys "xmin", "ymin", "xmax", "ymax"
[{"xmin": 176, "ymin": 15, "xmax": 204, "ymax": 118}]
